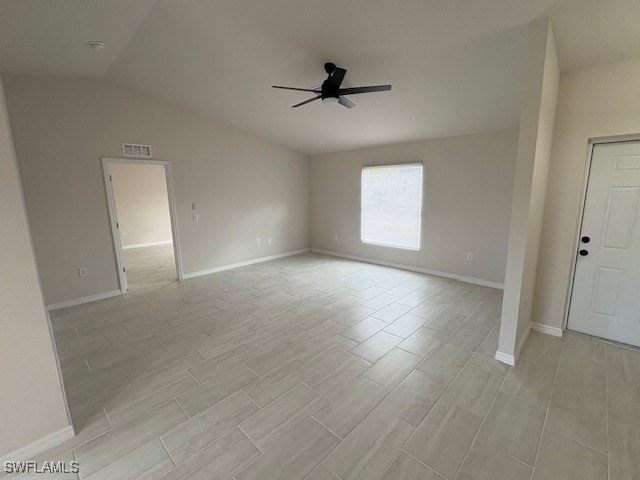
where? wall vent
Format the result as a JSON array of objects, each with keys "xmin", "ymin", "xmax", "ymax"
[{"xmin": 122, "ymin": 143, "xmax": 152, "ymax": 158}]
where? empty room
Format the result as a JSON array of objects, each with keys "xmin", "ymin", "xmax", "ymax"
[{"xmin": 1, "ymin": 1, "xmax": 639, "ymax": 479}]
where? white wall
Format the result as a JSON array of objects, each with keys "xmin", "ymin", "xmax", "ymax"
[
  {"xmin": 533, "ymin": 56, "xmax": 640, "ymax": 330},
  {"xmin": 109, "ymin": 163, "xmax": 172, "ymax": 248},
  {"xmin": 497, "ymin": 18, "xmax": 559, "ymax": 362},
  {"xmin": 0, "ymin": 78, "xmax": 71, "ymax": 456},
  {"xmin": 309, "ymin": 129, "xmax": 518, "ymax": 285},
  {"xmin": 3, "ymin": 74, "xmax": 309, "ymax": 306}
]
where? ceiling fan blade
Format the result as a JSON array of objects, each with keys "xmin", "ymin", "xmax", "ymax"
[
  {"xmin": 339, "ymin": 85, "xmax": 391, "ymax": 95},
  {"xmin": 329, "ymin": 67, "xmax": 347, "ymax": 88},
  {"xmin": 291, "ymin": 96, "xmax": 321, "ymax": 108},
  {"xmin": 273, "ymin": 86, "xmax": 321, "ymax": 93},
  {"xmin": 338, "ymin": 96, "xmax": 356, "ymax": 108}
]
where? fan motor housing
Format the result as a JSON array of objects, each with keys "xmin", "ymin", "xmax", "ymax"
[{"xmin": 321, "ymin": 81, "xmax": 339, "ymax": 100}]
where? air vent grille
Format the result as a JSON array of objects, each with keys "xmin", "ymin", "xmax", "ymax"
[{"xmin": 122, "ymin": 143, "xmax": 152, "ymax": 158}]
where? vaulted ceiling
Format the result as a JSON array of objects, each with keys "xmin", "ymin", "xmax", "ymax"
[{"xmin": 1, "ymin": 0, "xmax": 639, "ymax": 154}]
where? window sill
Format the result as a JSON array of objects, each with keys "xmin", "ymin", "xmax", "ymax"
[{"xmin": 361, "ymin": 240, "xmax": 421, "ymax": 252}]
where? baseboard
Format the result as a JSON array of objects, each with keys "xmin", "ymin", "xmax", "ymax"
[
  {"xmin": 47, "ymin": 250, "xmax": 309, "ymax": 308},
  {"xmin": 494, "ymin": 321, "xmax": 531, "ymax": 367},
  {"xmin": 530, "ymin": 322, "xmax": 564, "ymax": 337},
  {"xmin": 46, "ymin": 290, "xmax": 121, "ymax": 311},
  {"xmin": 1, "ymin": 425, "xmax": 74, "ymax": 463},
  {"xmin": 122, "ymin": 240, "xmax": 172, "ymax": 250},
  {"xmin": 182, "ymin": 249, "xmax": 310, "ymax": 280},
  {"xmin": 494, "ymin": 351, "xmax": 515, "ymax": 366},
  {"xmin": 310, "ymin": 248, "xmax": 504, "ymax": 290}
]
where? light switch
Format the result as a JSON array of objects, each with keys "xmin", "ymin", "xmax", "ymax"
[
  {"xmin": 192, "ymin": 202, "xmax": 198, "ymax": 211},
  {"xmin": 193, "ymin": 213, "xmax": 199, "ymax": 222}
]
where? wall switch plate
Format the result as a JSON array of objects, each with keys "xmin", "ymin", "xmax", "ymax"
[
  {"xmin": 268, "ymin": 237, "xmax": 272, "ymax": 244},
  {"xmin": 466, "ymin": 252, "xmax": 473, "ymax": 261},
  {"xmin": 78, "ymin": 267, "xmax": 88, "ymax": 277},
  {"xmin": 193, "ymin": 213, "xmax": 199, "ymax": 222},
  {"xmin": 256, "ymin": 238, "xmax": 261, "ymax": 246}
]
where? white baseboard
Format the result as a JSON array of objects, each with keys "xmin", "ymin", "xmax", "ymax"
[
  {"xmin": 122, "ymin": 240, "xmax": 172, "ymax": 250},
  {"xmin": 495, "ymin": 320, "xmax": 557, "ymax": 367},
  {"xmin": 46, "ymin": 290, "xmax": 121, "ymax": 311},
  {"xmin": 1, "ymin": 425, "xmax": 74, "ymax": 463},
  {"xmin": 182, "ymin": 249, "xmax": 310, "ymax": 280},
  {"xmin": 494, "ymin": 321, "xmax": 531, "ymax": 367},
  {"xmin": 530, "ymin": 322, "xmax": 563, "ymax": 337},
  {"xmin": 310, "ymin": 248, "xmax": 504, "ymax": 290},
  {"xmin": 47, "ymin": 250, "xmax": 309, "ymax": 308},
  {"xmin": 494, "ymin": 351, "xmax": 515, "ymax": 366}
]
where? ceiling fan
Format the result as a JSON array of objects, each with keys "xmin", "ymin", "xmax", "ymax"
[{"xmin": 273, "ymin": 62, "xmax": 391, "ymax": 108}]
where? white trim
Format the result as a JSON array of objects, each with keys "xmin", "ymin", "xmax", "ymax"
[
  {"xmin": 494, "ymin": 322, "xmax": 563, "ymax": 367},
  {"xmin": 182, "ymin": 249, "xmax": 309, "ymax": 280},
  {"xmin": 494, "ymin": 351, "xmax": 515, "ymax": 366},
  {"xmin": 163, "ymin": 162, "xmax": 184, "ymax": 282},
  {"xmin": 101, "ymin": 157, "xmax": 185, "ymax": 296},
  {"xmin": 1, "ymin": 425, "xmax": 74, "ymax": 463},
  {"xmin": 102, "ymin": 159, "xmax": 128, "ymax": 293},
  {"xmin": 495, "ymin": 322, "xmax": 530, "ymax": 367},
  {"xmin": 530, "ymin": 321, "xmax": 563, "ymax": 337},
  {"xmin": 122, "ymin": 240, "xmax": 172, "ymax": 250},
  {"xmin": 46, "ymin": 290, "xmax": 121, "ymax": 311},
  {"xmin": 310, "ymin": 248, "xmax": 504, "ymax": 289}
]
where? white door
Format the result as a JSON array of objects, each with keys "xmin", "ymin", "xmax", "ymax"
[{"xmin": 568, "ymin": 141, "xmax": 640, "ymax": 347}]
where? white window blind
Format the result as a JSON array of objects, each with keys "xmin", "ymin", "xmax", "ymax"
[{"xmin": 361, "ymin": 163, "xmax": 423, "ymax": 250}]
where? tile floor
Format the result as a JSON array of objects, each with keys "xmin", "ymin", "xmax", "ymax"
[
  {"xmin": 7, "ymin": 253, "xmax": 640, "ymax": 479},
  {"xmin": 123, "ymin": 244, "xmax": 176, "ymax": 292}
]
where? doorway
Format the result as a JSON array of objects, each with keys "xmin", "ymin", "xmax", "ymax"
[
  {"xmin": 568, "ymin": 140, "xmax": 640, "ymax": 347},
  {"xmin": 102, "ymin": 157, "xmax": 183, "ymax": 293}
]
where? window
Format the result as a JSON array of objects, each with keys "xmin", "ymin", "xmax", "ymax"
[{"xmin": 361, "ymin": 163, "xmax": 423, "ymax": 250}]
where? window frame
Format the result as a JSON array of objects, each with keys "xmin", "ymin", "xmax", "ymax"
[{"xmin": 359, "ymin": 162, "xmax": 424, "ymax": 251}]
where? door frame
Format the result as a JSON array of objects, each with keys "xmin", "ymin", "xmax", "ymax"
[
  {"xmin": 564, "ymin": 133, "xmax": 640, "ymax": 332},
  {"xmin": 101, "ymin": 157, "xmax": 184, "ymax": 294}
]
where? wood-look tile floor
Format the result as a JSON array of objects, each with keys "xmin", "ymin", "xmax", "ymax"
[
  {"xmin": 9, "ymin": 253, "xmax": 640, "ymax": 479},
  {"xmin": 123, "ymin": 244, "xmax": 177, "ymax": 292}
]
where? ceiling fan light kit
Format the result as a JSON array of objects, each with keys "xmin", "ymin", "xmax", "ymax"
[
  {"xmin": 273, "ymin": 62, "xmax": 391, "ymax": 109},
  {"xmin": 322, "ymin": 96, "xmax": 339, "ymax": 105}
]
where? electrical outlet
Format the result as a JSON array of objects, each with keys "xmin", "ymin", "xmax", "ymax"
[
  {"xmin": 256, "ymin": 238, "xmax": 261, "ymax": 246},
  {"xmin": 466, "ymin": 252, "xmax": 473, "ymax": 261},
  {"xmin": 193, "ymin": 213, "xmax": 199, "ymax": 222},
  {"xmin": 78, "ymin": 267, "xmax": 88, "ymax": 277},
  {"xmin": 268, "ymin": 237, "xmax": 272, "ymax": 244}
]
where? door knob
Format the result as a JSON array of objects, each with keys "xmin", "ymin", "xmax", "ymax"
[
  {"xmin": 579, "ymin": 249, "xmax": 589, "ymax": 256},
  {"xmin": 581, "ymin": 236, "xmax": 590, "ymax": 243}
]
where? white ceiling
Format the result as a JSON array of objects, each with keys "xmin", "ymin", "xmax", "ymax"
[
  {"xmin": 0, "ymin": 0, "xmax": 158, "ymax": 77},
  {"xmin": 1, "ymin": 0, "xmax": 639, "ymax": 154}
]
